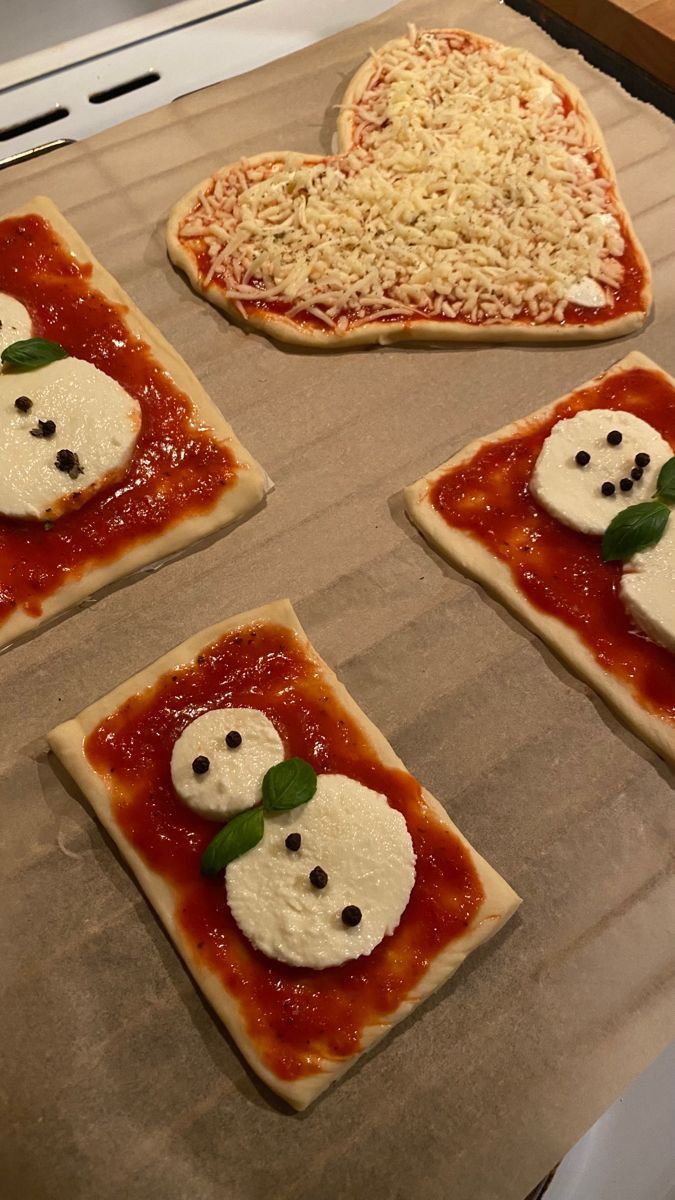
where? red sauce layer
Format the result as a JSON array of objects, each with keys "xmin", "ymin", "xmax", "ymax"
[
  {"xmin": 431, "ymin": 367, "xmax": 675, "ymax": 718},
  {"xmin": 84, "ymin": 622, "xmax": 484, "ymax": 1081},
  {"xmin": 0, "ymin": 215, "xmax": 236, "ymax": 626}
]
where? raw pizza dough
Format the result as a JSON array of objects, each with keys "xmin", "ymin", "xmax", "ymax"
[
  {"xmin": 0, "ymin": 197, "xmax": 268, "ymax": 649},
  {"xmin": 404, "ymin": 351, "xmax": 675, "ymax": 770},
  {"xmin": 48, "ymin": 599, "xmax": 521, "ymax": 1109},
  {"xmin": 167, "ymin": 28, "xmax": 651, "ymax": 349}
]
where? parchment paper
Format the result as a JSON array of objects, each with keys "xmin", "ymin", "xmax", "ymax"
[{"xmin": 1, "ymin": 3, "xmax": 674, "ymax": 1198}]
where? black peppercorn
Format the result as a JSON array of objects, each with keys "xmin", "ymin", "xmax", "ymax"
[
  {"xmin": 630, "ymin": 466, "xmax": 643, "ymax": 482},
  {"xmin": 55, "ymin": 448, "xmax": 76, "ymax": 471},
  {"xmin": 309, "ymin": 866, "xmax": 328, "ymax": 889},
  {"xmin": 225, "ymin": 730, "xmax": 242, "ymax": 749},
  {"xmin": 14, "ymin": 395, "xmax": 32, "ymax": 412},
  {"xmin": 601, "ymin": 481, "xmax": 616, "ymax": 496},
  {"xmin": 341, "ymin": 905, "xmax": 362, "ymax": 927},
  {"xmin": 606, "ymin": 430, "xmax": 622, "ymax": 446},
  {"xmin": 575, "ymin": 450, "xmax": 590, "ymax": 467},
  {"xmin": 30, "ymin": 419, "xmax": 56, "ymax": 439},
  {"xmin": 619, "ymin": 477, "xmax": 633, "ymax": 492},
  {"xmin": 285, "ymin": 833, "xmax": 301, "ymax": 851},
  {"xmin": 192, "ymin": 755, "xmax": 210, "ymax": 774},
  {"xmin": 635, "ymin": 452, "xmax": 650, "ymax": 468}
]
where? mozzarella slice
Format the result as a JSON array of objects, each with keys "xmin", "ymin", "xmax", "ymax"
[
  {"xmin": 566, "ymin": 276, "xmax": 607, "ymax": 308},
  {"xmin": 226, "ymin": 773, "xmax": 416, "ymax": 969},
  {"xmin": 530, "ymin": 409, "xmax": 672, "ymax": 536},
  {"xmin": 0, "ymin": 358, "xmax": 141, "ymax": 521},
  {"xmin": 0, "ymin": 294, "xmax": 33, "ymax": 352},
  {"xmin": 170, "ymin": 708, "xmax": 284, "ymax": 819},
  {"xmin": 620, "ymin": 519, "xmax": 675, "ymax": 653}
]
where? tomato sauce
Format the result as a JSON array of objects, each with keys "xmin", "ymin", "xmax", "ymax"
[
  {"xmin": 0, "ymin": 215, "xmax": 236, "ymax": 626},
  {"xmin": 84, "ymin": 622, "xmax": 484, "ymax": 1081},
  {"xmin": 431, "ymin": 367, "xmax": 675, "ymax": 718}
]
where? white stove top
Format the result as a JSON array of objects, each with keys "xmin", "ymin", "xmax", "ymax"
[{"xmin": 0, "ymin": 0, "xmax": 395, "ymax": 161}]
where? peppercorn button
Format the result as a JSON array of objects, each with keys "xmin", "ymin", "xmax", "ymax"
[
  {"xmin": 225, "ymin": 730, "xmax": 242, "ymax": 749},
  {"xmin": 341, "ymin": 905, "xmax": 362, "ymax": 927},
  {"xmin": 285, "ymin": 833, "xmax": 301, "ymax": 851},
  {"xmin": 14, "ymin": 396, "xmax": 32, "ymax": 412},
  {"xmin": 309, "ymin": 866, "xmax": 328, "ymax": 889},
  {"xmin": 606, "ymin": 430, "xmax": 622, "ymax": 445},
  {"xmin": 192, "ymin": 755, "xmax": 210, "ymax": 774},
  {"xmin": 575, "ymin": 450, "xmax": 590, "ymax": 466}
]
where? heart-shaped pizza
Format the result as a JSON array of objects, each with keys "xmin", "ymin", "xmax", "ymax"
[{"xmin": 167, "ymin": 27, "xmax": 651, "ymax": 348}]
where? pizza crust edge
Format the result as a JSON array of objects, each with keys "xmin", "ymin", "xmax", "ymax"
[
  {"xmin": 48, "ymin": 597, "xmax": 521, "ymax": 1110},
  {"xmin": 404, "ymin": 350, "xmax": 675, "ymax": 771},
  {"xmin": 166, "ymin": 29, "xmax": 651, "ymax": 349},
  {"xmin": 0, "ymin": 196, "xmax": 269, "ymax": 650}
]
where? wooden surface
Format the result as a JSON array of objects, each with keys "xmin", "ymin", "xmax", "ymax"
[{"xmin": 535, "ymin": 0, "xmax": 675, "ymax": 86}]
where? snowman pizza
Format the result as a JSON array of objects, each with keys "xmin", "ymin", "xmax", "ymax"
[
  {"xmin": 406, "ymin": 352, "xmax": 675, "ymax": 767},
  {"xmin": 0, "ymin": 196, "xmax": 267, "ymax": 648},
  {"xmin": 167, "ymin": 27, "xmax": 650, "ymax": 348},
  {"xmin": 49, "ymin": 599, "xmax": 520, "ymax": 1109}
]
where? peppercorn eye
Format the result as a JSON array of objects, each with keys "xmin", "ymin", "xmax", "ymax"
[
  {"xmin": 225, "ymin": 730, "xmax": 242, "ymax": 749},
  {"xmin": 575, "ymin": 450, "xmax": 590, "ymax": 467},
  {"xmin": 192, "ymin": 755, "xmax": 210, "ymax": 775},
  {"xmin": 606, "ymin": 430, "xmax": 622, "ymax": 445},
  {"xmin": 30, "ymin": 418, "xmax": 56, "ymax": 439}
]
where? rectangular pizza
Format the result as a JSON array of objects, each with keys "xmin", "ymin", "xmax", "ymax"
[
  {"xmin": 0, "ymin": 196, "xmax": 268, "ymax": 649},
  {"xmin": 48, "ymin": 599, "xmax": 520, "ymax": 1109},
  {"xmin": 405, "ymin": 352, "xmax": 675, "ymax": 768}
]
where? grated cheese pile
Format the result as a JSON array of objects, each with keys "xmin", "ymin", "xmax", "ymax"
[{"xmin": 179, "ymin": 29, "xmax": 628, "ymax": 330}]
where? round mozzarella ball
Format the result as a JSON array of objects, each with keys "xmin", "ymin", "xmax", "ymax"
[
  {"xmin": 0, "ymin": 358, "xmax": 141, "ymax": 521},
  {"xmin": 170, "ymin": 708, "xmax": 284, "ymax": 819},
  {"xmin": 0, "ymin": 294, "xmax": 33, "ymax": 352},
  {"xmin": 530, "ymin": 409, "xmax": 672, "ymax": 536},
  {"xmin": 226, "ymin": 773, "xmax": 416, "ymax": 969},
  {"xmin": 620, "ymin": 518, "xmax": 675, "ymax": 652}
]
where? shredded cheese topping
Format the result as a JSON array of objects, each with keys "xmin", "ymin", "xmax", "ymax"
[{"xmin": 179, "ymin": 28, "xmax": 630, "ymax": 329}]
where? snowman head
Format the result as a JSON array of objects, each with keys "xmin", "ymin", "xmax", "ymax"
[{"xmin": 529, "ymin": 409, "xmax": 671, "ymax": 536}]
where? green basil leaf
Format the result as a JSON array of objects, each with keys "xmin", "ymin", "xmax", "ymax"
[
  {"xmin": 200, "ymin": 806, "xmax": 264, "ymax": 876},
  {"xmin": 602, "ymin": 500, "xmax": 669, "ymax": 562},
  {"xmin": 1, "ymin": 337, "xmax": 69, "ymax": 371},
  {"xmin": 656, "ymin": 456, "xmax": 675, "ymax": 504},
  {"xmin": 262, "ymin": 756, "xmax": 317, "ymax": 812}
]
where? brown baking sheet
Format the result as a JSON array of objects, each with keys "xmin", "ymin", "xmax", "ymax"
[{"xmin": 1, "ymin": 2, "xmax": 674, "ymax": 1198}]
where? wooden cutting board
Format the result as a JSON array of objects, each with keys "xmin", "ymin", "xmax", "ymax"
[{"xmin": 535, "ymin": 0, "xmax": 675, "ymax": 87}]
